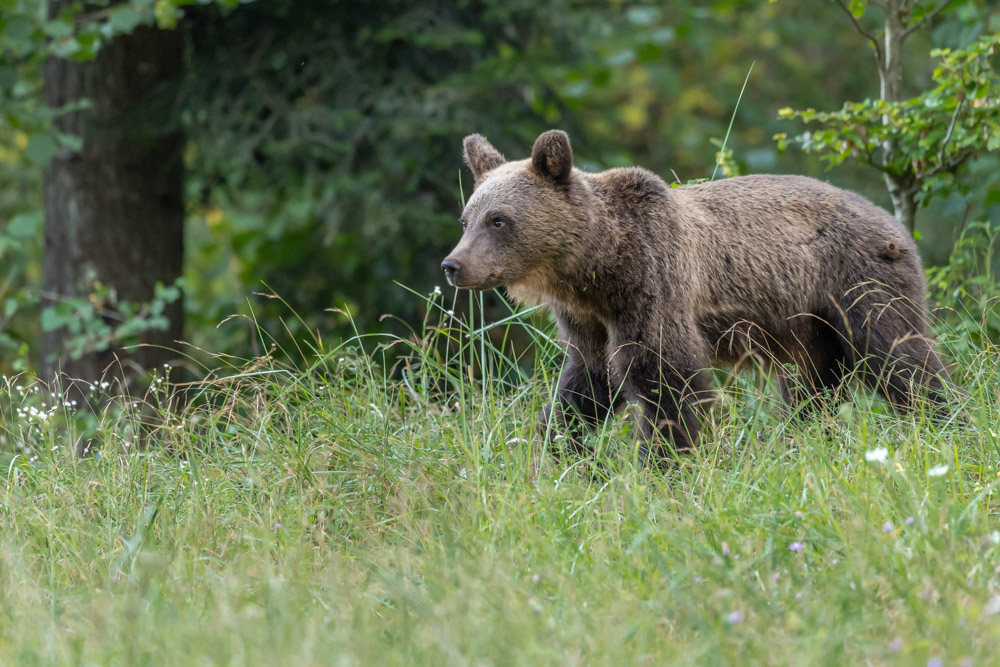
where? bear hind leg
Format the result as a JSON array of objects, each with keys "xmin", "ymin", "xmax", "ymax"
[
  {"xmin": 833, "ymin": 292, "xmax": 950, "ymax": 412},
  {"xmin": 777, "ymin": 318, "xmax": 851, "ymax": 415}
]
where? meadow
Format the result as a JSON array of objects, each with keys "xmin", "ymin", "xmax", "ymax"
[{"xmin": 1, "ymin": 287, "xmax": 999, "ymax": 666}]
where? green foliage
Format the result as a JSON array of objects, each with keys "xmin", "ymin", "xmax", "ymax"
[
  {"xmin": 39, "ymin": 273, "xmax": 183, "ymax": 363},
  {"xmin": 0, "ymin": 0, "xmax": 245, "ymax": 163},
  {"xmin": 927, "ymin": 220, "xmax": 1000, "ymax": 355},
  {"xmin": 0, "ymin": 159, "xmax": 41, "ymax": 371},
  {"xmin": 775, "ymin": 33, "xmax": 1000, "ymax": 207}
]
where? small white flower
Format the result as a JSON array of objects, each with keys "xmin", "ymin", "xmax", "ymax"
[
  {"xmin": 433, "ymin": 285, "xmax": 442, "ymax": 295},
  {"xmin": 927, "ymin": 464, "xmax": 949, "ymax": 478},
  {"xmin": 446, "ymin": 309, "xmax": 455, "ymax": 316},
  {"xmin": 865, "ymin": 448, "xmax": 889, "ymax": 463}
]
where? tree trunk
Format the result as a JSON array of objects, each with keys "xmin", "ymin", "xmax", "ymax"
[
  {"xmin": 884, "ymin": 170, "xmax": 918, "ymax": 233},
  {"xmin": 879, "ymin": 0, "xmax": 918, "ymax": 233},
  {"xmin": 42, "ymin": 3, "xmax": 184, "ymax": 397}
]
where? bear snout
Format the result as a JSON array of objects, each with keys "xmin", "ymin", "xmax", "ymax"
[{"xmin": 441, "ymin": 257, "xmax": 463, "ymax": 287}]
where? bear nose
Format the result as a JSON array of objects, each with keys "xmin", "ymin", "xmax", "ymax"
[{"xmin": 441, "ymin": 258, "xmax": 462, "ymax": 285}]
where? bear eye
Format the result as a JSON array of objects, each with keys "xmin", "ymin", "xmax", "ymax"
[
  {"xmin": 460, "ymin": 219, "xmax": 468, "ymax": 230},
  {"xmin": 492, "ymin": 218, "xmax": 504, "ymax": 229}
]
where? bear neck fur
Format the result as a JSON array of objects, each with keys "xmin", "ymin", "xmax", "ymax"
[{"xmin": 505, "ymin": 166, "xmax": 680, "ymax": 326}]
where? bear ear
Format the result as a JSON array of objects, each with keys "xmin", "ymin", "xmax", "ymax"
[
  {"xmin": 463, "ymin": 134, "xmax": 506, "ymax": 186},
  {"xmin": 531, "ymin": 129, "xmax": 573, "ymax": 185}
]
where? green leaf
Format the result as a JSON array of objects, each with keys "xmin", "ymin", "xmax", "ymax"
[
  {"xmin": 7, "ymin": 212, "xmax": 41, "ymax": 238},
  {"xmin": 69, "ymin": 32, "xmax": 101, "ymax": 61},
  {"xmin": 4, "ymin": 298, "xmax": 18, "ymax": 318},
  {"xmin": 154, "ymin": 0, "xmax": 180, "ymax": 29},
  {"xmin": 58, "ymin": 133, "xmax": 84, "ymax": 152},
  {"xmin": 40, "ymin": 307, "xmax": 63, "ymax": 332},
  {"xmin": 25, "ymin": 133, "xmax": 59, "ymax": 165},
  {"xmin": 625, "ymin": 7, "xmax": 658, "ymax": 25},
  {"xmin": 42, "ymin": 18, "xmax": 73, "ymax": 39},
  {"xmin": 2, "ymin": 17, "xmax": 35, "ymax": 42},
  {"xmin": 849, "ymin": 0, "xmax": 865, "ymax": 18},
  {"xmin": 109, "ymin": 7, "xmax": 142, "ymax": 34},
  {"xmin": 636, "ymin": 42, "xmax": 661, "ymax": 62},
  {"xmin": 51, "ymin": 36, "xmax": 82, "ymax": 59}
]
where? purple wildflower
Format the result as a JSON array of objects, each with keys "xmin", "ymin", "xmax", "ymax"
[
  {"xmin": 927, "ymin": 658, "xmax": 943, "ymax": 667},
  {"xmin": 882, "ymin": 521, "xmax": 893, "ymax": 533},
  {"xmin": 721, "ymin": 542, "xmax": 730, "ymax": 557},
  {"xmin": 273, "ymin": 523, "xmax": 281, "ymax": 530},
  {"xmin": 795, "ymin": 511, "xmax": 803, "ymax": 519},
  {"xmin": 726, "ymin": 611, "xmax": 743, "ymax": 624},
  {"xmin": 905, "ymin": 516, "xmax": 915, "ymax": 526},
  {"xmin": 789, "ymin": 542, "xmax": 804, "ymax": 552},
  {"xmin": 889, "ymin": 637, "xmax": 904, "ymax": 652},
  {"xmin": 795, "ymin": 592, "xmax": 802, "ymax": 600},
  {"xmin": 773, "ymin": 572, "xmax": 780, "ymax": 583}
]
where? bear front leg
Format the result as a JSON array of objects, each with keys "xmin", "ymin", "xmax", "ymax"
[
  {"xmin": 559, "ymin": 349, "xmax": 616, "ymax": 421},
  {"xmin": 541, "ymin": 315, "xmax": 620, "ymax": 453},
  {"xmin": 540, "ymin": 353, "xmax": 617, "ymax": 456},
  {"xmin": 609, "ymin": 327, "xmax": 713, "ymax": 459}
]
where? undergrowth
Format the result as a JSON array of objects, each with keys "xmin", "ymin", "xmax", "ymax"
[{"xmin": 1, "ymin": 285, "xmax": 999, "ymax": 665}]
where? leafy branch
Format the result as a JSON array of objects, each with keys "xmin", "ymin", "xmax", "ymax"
[{"xmin": 775, "ymin": 33, "xmax": 1000, "ymax": 230}]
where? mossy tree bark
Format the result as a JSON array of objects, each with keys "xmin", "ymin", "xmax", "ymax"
[{"xmin": 41, "ymin": 1, "xmax": 184, "ymax": 395}]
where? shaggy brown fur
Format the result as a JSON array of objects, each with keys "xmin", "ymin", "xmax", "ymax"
[{"xmin": 442, "ymin": 129, "xmax": 949, "ymax": 459}]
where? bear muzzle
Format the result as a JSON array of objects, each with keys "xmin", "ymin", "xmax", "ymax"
[
  {"xmin": 441, "ymin": 257, "xmax": 463, "ymax": 287},
  {"xmin": 441, "ymin": 256, "xmax": 502, "ymax": 290}
]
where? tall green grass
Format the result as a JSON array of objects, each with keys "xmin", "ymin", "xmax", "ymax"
[{"xmin": 1, "ymin": 285, "xmax": 999, "ymax": 665}]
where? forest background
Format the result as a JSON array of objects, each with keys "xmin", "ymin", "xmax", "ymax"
[{"xmin": 2, "ymin": 0, "xmax": 998, "ymax": 385}]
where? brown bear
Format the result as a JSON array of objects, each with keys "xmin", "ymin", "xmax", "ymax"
[{"xmin": 441, "ymin": 129, "xmax": 948, "ymax": 459}]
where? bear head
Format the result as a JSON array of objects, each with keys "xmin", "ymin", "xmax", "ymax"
[{"xmin": 441, "ymin": 130, "xmax": 594, "ymax": 303}]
